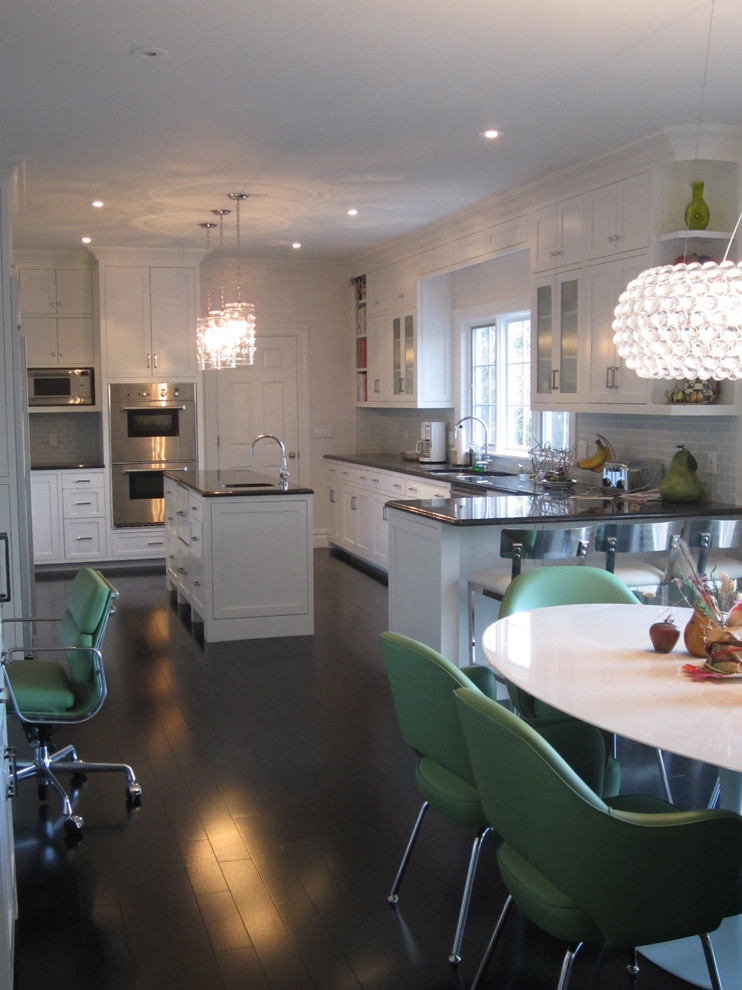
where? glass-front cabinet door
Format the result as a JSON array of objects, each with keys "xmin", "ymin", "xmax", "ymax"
[
  {"xmin": 392, "ymin": 312, "xmax": 415, "ymax": 401},
  {"xmin": 532, "ymin": 270, "xmax": 581, "ymax": 408}
]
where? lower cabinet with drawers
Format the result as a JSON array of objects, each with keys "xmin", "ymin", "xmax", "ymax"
[
  {"xmin": 325, "ymin": 460, "xmax": 450, "ymax": 570},
  {"xmin": 30, "ymin": 469, "xmax": 108, "ymax": 564}
]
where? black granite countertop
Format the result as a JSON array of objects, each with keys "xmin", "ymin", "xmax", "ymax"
[
  {"xmin": 31, "ymin": 462, "xmax": 105, "ymax": 470},
  {"xmin": 166, "ymin": 468, "xmax": 314, "ymax": 497},
  {"xmin": 386, "ymin": 493, "xmax": 742, "ymax": 526}
]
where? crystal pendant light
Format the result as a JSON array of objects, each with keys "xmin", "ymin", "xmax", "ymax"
[{"xmin": 196, "ymin": 194, "xmax": 257, "ymax": 370}]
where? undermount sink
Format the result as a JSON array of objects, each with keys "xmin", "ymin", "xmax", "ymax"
[
  {"xmin": 220, "ymin": 482, "xmax": 277, "ymax": 489},
  {"xmin": 427, "ymin": 470, "xmax": 514, "ymax": 481}
]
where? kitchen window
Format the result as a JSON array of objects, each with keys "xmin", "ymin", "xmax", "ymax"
[{"xmin": 469, "ymin": 314, "xmax": 570, "ymax": 456}]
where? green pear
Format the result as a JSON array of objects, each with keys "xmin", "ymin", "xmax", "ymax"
[{"xmin": 659, "ymin": 446, "xmax": 706, "ymax": 503}]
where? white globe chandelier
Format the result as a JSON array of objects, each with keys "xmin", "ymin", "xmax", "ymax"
[
  {"xmin": 196, "ymin": 193, "xmax": 257, "ymax": 371},
  {"xmin": 612, "ymin": 251, "xmax": 742, "ymax": 381},
  {"xmin": 612, "ymin": 0, "xmax": 742, "ymax": 382}
]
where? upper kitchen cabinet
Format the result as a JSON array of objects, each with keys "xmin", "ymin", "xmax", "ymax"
[
  {"xmin": 355, "ymin": 267, "xmax": 452, "ymax": 408},
  {"xmin": 531, "ymin": 195, "xmax": 585, "ymax": 272},
  {"xmin": 581, "ymin": 253, "xmax": 649, "ymax": 407},
  {"xmin": 585, "ymin": 173, "xmax": 651, "ymax": 260},
  {"xmin": 100, "ymin": 264, "xmax": 197, "ymax": 380},
  {"xmin": 18, "ymin": 267, "xmax": 94, "ymax": 367},
  {"xmin": 531, "ymin": 269, "xmax": 581, "ymax": 409}
]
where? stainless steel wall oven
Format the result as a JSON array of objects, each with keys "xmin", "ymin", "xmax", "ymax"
[{"xmin": 109, "ymin": 382, "xmax": 196, "ymax": 527}]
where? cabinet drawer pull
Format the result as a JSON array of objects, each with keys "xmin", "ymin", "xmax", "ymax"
[
  {"xmin": 74, "ymin": 500, "xmax": 93, "ymax": 506},
  {"xmin": 72, "ymin": 478, "xmax": 92, "ymax": 484},
  {"xmin": 75, "ymin": 536, "xmax": 94, "ymax": 542}
]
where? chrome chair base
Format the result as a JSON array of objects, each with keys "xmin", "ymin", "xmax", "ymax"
[
  {"xmin": 15, "ymin": 737, "xmax": 141, "ymax": 833},
  {"xmin": 387, "ymin": 799, "xmax": 490, "ymax": 967}
]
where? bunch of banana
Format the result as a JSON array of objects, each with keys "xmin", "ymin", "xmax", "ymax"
[{"xmin": 577, "ymin": 434, "xmax": 614, "ymax": 472}]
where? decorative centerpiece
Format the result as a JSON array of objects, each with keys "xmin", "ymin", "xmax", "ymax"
[
  {"xmin": 528, "ymin": 440, "xmax": 576, "ymax": 488},
  {"xmin": 669, "ymin": 538, "xmax": 742, "ymax": 676}
]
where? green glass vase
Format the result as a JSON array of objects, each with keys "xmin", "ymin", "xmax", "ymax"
[{"xmin": 684, "ymin": 180, "xmax": 710, "ymax": 231}]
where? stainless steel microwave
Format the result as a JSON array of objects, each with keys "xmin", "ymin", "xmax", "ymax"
[{"xmin": 27, "ymin": 367, "xmax": 94, "ymax": 406}]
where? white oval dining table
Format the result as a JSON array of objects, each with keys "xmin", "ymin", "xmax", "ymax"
[{"xmin": 482, "ymin": 601, "xmax": 742, "ymax": 990}]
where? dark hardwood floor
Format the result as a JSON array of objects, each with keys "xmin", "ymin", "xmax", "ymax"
[{"xmin": 10, "ymin": 550, "xmax": 719, "ymax": 989}]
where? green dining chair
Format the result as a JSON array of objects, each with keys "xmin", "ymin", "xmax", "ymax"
[
  {"xmin": 455, "ymin": 686, "xmax": 742, "ymax": 990},
  {"xmin": 379, "ymin": 631, "xmax": 616, "ymax": 966},
  {"xmin": 1, "ymin": 567, "xmax": 142, "ymax": 836},
  {"xmin": 496, "ymin": 564, "xmax": 676, "ymax": 801}
]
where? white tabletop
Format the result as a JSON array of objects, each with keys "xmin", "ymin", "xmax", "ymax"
[
  {"xmin": 483, "ymin": 601, "xmax": 742, "ymax": 989},
  {"xmin": 482, "ymin": 602, "xmax": 742, "ymax": 775}
]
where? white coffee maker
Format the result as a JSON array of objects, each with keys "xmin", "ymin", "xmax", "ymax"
[{"xmin": 416, "ymin": 421, "xmax": 448, "ymax": 464}]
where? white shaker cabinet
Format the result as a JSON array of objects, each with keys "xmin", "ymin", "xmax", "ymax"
[
  {"xmin": 19, "ymin": 268, "xmax": 94, "ymax": 367},
  {"xmin": 101, "ymin": 265, "xmax": 197, "ymax": 380},
  {"xmin": 326, "ymin": 460, "xmax": 450, "ymax": 571},
  {"xmin": 30, "ymin": 472, "xmax": 61, "ymax": 563},
  {"xmin": 31, "ymin": 470, "xmax": 107, "ymax": 564},
  {"xmin": 586, "ymin": 173, "xmax": 651, "ymax": 260},
  {"xmin": 582, "ymin": 253, "xmax": 649, "ymax": 406},
  {"xmin": 531, "ymin": 195, "xmax": 585, "ymax": 272}
]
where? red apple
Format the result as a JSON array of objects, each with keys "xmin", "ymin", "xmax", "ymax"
[
  {"xmin": 726, "ymin": 601, "xmax": 742, "ymax": 628},
  {"xmin": 649, "ymin": 616, "xmax": 680, "ymax": 653}
]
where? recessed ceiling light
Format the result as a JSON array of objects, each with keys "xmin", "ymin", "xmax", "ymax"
[
  {"xmin": 81, "ymin": 236, "xmax": 92, "ymax": 244},
  {"xmin": 481, "ymin": 129, "xmax": 502, "ymax": 140},
  {"xmin": 91, "ymin": 200, "xmax": 104, "ymax": 208},
  {"xmin": 292, "ymin": 242, "xmax": 302, "ymax": 250},
  {"xmin": 131, "ymin": 47, "xmax": 168, "ymax": 58},
  {"xmin": 347, "ymin": 209, "xmax": 359, "ymax": 217}
]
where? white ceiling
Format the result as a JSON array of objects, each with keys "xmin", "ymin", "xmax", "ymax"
[{"xmin": 3, "ymin": 0, "xmax": 740, "ymax": 261}]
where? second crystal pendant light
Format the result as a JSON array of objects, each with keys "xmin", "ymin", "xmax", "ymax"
[{"xmin": 196, "ymin": 193, "xmax": 257, "ymax": 370}]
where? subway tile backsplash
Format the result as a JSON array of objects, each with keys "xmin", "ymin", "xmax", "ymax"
[
  {"xmin": 29, "ymin": 412, "xmax": 103, "ymax": 468},
  {"xmin": 576, "ymin": 413, "xmax": 737, "ymax": 504}
]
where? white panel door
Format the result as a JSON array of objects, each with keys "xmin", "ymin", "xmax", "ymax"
[{"xmin": 211, "ymin": 334, "xmax": 301, "ymax": 482}]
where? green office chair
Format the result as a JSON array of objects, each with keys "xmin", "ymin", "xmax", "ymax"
[
  {"xmin": 379, "ymin": 631, "xmax": 616, "ymax": 966},
  {"xmin": 455, "ymin": 687, "xmax": 742, "ymax": 990},
  {"xmin": 497, "ymin": 564, "xmax": 675, "ymax": 801},
  {"xmin": 1, "ymin": 568, "xmax": 142, "ymax": 836}
]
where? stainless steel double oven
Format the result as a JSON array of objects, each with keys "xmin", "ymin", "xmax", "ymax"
[{"xmin": 110, "ymin": 382, "xmax": 196, "ymax": 527}]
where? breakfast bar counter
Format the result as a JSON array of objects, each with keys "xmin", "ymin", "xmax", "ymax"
[{"xmin": 386, "ymin": 493, "xmax": 742, "ymax": 666}]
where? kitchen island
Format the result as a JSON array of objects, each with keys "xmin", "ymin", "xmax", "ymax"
[
  {"xmin": 386, "ymin": 492, "xmax": 742, "ymax": 666},
  {"xmin": 164, "ymin": 469, "xmax": 314, "ymax": 643}
]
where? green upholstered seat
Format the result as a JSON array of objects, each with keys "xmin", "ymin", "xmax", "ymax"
[
  {"xmin": 455, "ymin": 686, "xmax": 742, "ymax": 990},
  {"xmin": 379, "ymin": 631, "xmax": 616, "ymax": 966},
  {"xmin": 1, "ymin": 568, "xmax": 141, "ymax": 836},
  {"xmin": 497, "ymin": 565, "xmax": 643, "ymax": 798}
]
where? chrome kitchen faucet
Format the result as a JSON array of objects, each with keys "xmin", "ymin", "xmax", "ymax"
[{"xmin": 251, "ymin": 434, "xmax": 290, "ymax": 487}]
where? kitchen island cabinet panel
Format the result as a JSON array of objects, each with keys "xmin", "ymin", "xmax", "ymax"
[
  {"xmin": 210, "ymin": 500, "xmax": 310, "ymax": 620},
  {"xmin": 164, "ymin": 474, "xmax": 314, "ymax": 642}
]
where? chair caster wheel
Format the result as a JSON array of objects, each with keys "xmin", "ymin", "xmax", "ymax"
[
  {"xmin": 64, "ymin": 815, "xmax": 84, "ymax": 835},
  {"xmin": 70, "ymin": 773, "xmax": 87, "ymax": 788},
  {"xmin": 448, "ymin": 953, "xmax": 461, "ymax": 967},
  {"xmin": 126, "ymin": 782, "xmax": 142, "ymax": 805},
  {"xmin": 386, "ymin": 893, "xmax": 399, "ymax": 905}
]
